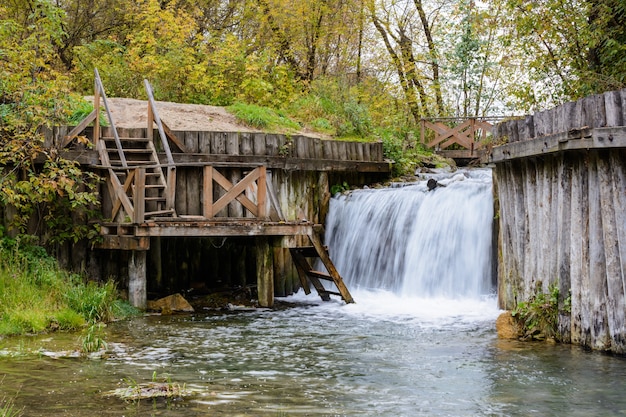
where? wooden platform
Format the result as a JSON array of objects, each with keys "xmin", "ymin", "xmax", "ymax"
[{"xmin": 97, "ymin": 219, "xmax": 315, "ymax": 250}]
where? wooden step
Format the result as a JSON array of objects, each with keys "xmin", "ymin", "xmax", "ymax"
[
  {"xmin": 144, "ymin": 209, "xmax": 175, "ymax": 217},
  {"xmin": 107, "ymin": 149, "xmax": 152, "ymax": 154},
  {"xmin": 102, "ymin": 136, "xmax": 150, "ymax": 142},
  {"xmin": 307, "ymin": 270, "xmax": 333, "ymax": 281},
  {"xmin": 292, "ymin": 246, "xmax": 329, "ymax": 257}
]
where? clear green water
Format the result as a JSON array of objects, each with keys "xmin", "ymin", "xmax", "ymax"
[{"xmin": 1, "ymin": 291, "xmax": 626, "ymax": 416}]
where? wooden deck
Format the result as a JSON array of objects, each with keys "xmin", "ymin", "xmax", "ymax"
[{"xmin": 97, "ymin": 219, "xmax": 315, "ymax": 250}]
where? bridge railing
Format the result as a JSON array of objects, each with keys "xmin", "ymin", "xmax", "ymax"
[{"xmin": 420, "ymin": 117, "xmax": 505, "ymax": 156}]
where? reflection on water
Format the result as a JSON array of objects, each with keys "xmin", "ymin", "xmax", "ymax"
[{"xmin": 1, "ymin": 292, "xmax": 626, "ymax": 416}]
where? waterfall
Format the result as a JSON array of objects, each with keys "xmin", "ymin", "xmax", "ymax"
[{"xmin": 324, "ymin": 169, "xmax": 494, "ymax": 299}]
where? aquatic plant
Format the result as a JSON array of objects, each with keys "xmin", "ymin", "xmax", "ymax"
[
  {"xmin": 80, "ymin": 324, "xmax": 108, "ymax": 354},
  {"xmin": 107, "ymin": 372, "xmax": 191, "ymax": 402},
  {"xmin": 0, "ymin": 377, "xmax": 23, "ymax": 417},
  {"xmin": 512, "ymin": 283, "xmax": 561, "ymax": 341}
]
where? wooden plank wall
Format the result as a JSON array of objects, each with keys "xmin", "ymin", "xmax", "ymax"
[
  {"xmin": 494, "ymin": 93, "xmax": 626, "ymax": 353},
  {"xmin": 493, "ymin": 89, "xmax": 626, "ymax": 142}
]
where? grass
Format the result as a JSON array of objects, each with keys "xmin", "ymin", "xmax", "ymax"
[
  {"xmin": 228, "ymin": 103, "xmax": 300, "ymax": 131},
  {"xmin": 0, "ymin": 235, "xmax": 138, "ymax": 336}
]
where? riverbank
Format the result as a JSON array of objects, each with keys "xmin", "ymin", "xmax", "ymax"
[{"xmin": 0, "ymin": 236, "xmax": 137, "ymax": 337}]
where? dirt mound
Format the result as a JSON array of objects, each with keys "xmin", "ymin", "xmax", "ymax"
[{"xmin": 85, "ymin": 97, "xmax": 259, "ymax": 132}]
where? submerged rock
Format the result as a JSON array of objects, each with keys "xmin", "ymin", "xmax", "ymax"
[
  {"xmin": 495, "ymin": 311, "xmax": 521, "ymax": 339},
  {"xmin": 147, "ymin": 293, "xmax": 194, "ymax": 314}
]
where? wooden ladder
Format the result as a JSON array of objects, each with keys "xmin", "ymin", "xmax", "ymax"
[{"xmin": 290, "ymin": 228, "xmax": 354, "ymax": 303}]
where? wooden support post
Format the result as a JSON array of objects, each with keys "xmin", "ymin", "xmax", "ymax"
[
  {"xmin": 128, "ymin": 251, "xmax": 147, "ymax": 309},
  {"xmin": 256, "ymin": 237, "xmax": 274, "ymax": 308},
  {"xmin": 133, "ymin": 168, "xmax": 146, "ymax": 223}
]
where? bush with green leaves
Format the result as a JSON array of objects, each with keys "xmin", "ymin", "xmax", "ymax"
[{"xmin": 511, "ymin": 283, "xmax": 567, "ymax": 341}]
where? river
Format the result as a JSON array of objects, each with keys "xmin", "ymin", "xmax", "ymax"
[{"xmin": 1, "ymin": 169, "xmax": 626, "ymax": 416}]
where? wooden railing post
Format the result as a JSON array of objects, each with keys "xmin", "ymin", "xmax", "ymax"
[
  {"xmin": 133, "ymin": 167, "xmax": 146, "ymax": 223},
  {"xmin": 203, "ymin": 166, "xmax": 213, "ymax": 218},
  {"xmin": 166, "ymin": 167, "xmax": 176, "ymax": 212},
  {"xmin": 257, "ymin": 166, "xmax": 267, "ymax": 219}
]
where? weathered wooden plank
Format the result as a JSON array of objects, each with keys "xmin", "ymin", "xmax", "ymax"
[
  {"xmin": 184, "ymin": 131, "xmax": 199, "ymax": 153},
  {"xmin": 533, "ymin": 110, "xmax": 551, "ymax": 138},
  {"xmin": 322, "ymin": 140, "xmax": 333, "ymax": 160},
  {"xmin": 598, "ymin": 152, "xmax": 626, "ymax": 353},
  {"xmin": 294, "ymin": 135, "xmax": 309, "ymax": 158},
  {"xmin": 198, "ymin": 131, "xmax": 211, "ymax": 153},
  {"xmin": 186, "ymin": 167, "xmax": 201, "ymax": 215},
  {"xmin": 588, "ymin": 153, "xmax": 610, "ymax": 350},
  {"xmin": 569, "ymin": 156, "xmax": 585, "ymax": 346},
  {"xmin": 253, "ymin": 133, "xmax": 266, "ymax": 155},
  {"xmin": 582, "ymin": 94, "xmax": 607, "ymax": 129},
  {"xmin": 211, "ymin": 132, "xmax": 226, "ymax": 154},
  {"xmin": 226, "ymin": 132, "xmax": 239, "ymax": 155},
  {"xmin": 175, "ymin": 166, "xmax": 188, "ymax": 215},
  {"xmin": 604, "ymin": 90, "xmax": 623, "ymax": 127},
  {"xmin": 240, "ymin": 132, "xmax": 253, "ymax": 155},
  {"xmin": 556, "ymin": 154, "xmax": 572, "ymax": 343},
  {"xmin": 265, "ymin": 134, "xmax": 280, "ymax": 156}
]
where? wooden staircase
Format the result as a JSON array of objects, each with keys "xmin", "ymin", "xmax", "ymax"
[
  {"xmin": 290, "ymin": 229, "xmax": 354, "ymax": 303},
  {"xmin": 88, "ymin": 68, "xmax": 177, "ymax": 222},
  {"xmin": 97, "ymin": 135, "xmax": 175, "ymax": 219}
]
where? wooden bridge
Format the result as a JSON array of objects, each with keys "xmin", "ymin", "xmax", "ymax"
[
  {"xmin": 420, "ymin": 116, "xmax": 505, "ymax": 163},
  {"xmin": 61, "ymin": 70, "xmax": 387, "ymax": 308}
]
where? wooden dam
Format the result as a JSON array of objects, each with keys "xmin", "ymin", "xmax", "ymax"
[
  {"xmin": 490, "ymin": 90, "xmax": 626, "ymax": 354},
  {"xmin": 54, "ymin": 71, "xmax": 390, "ymax": 309}
]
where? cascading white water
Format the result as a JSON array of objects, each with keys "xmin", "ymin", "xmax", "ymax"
[{"xmin": 324, "ymin": 168, "xmax": 494, "ymax": 299}]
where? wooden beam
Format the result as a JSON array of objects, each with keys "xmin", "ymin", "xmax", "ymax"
[
  {"xmin": 134, "ymin": 222, "xmax": 313, "ymax": 237},
  {"xmin": 94, "ymin": 235, "xmax": 150, "ymax": 250},
  {"xmin": 488, "ymin": 127, "xmax": 626, "ymax": 163}
]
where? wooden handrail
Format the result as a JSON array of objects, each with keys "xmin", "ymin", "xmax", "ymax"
[
  {"xmin": 144, "ymin": 79, "xmax": 174, "ymax": 166},
  {"xmin": 94, "ymin": 68, "xmax": 127, "ymax": 167}
]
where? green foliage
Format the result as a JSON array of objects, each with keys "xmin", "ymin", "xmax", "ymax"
[
  {"xmin": 0, "ymin": 3, "xmax": 102, "ymax": 245},
  {"xmin": 228, "ymin": 103, "xmax": 300, "ymax": 131},
  {"xmin": 330, "ymin": 182, "xmax": 350, "ymax": 195},
  {"xmin": 512, "ymin": 283, "xmax": 561, "ymax": 341},
  {"xmin": 0, "ymin": 237, "xmax": 127, "ymax": 336}
]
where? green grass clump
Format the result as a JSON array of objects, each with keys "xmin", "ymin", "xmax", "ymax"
[
  {"xmin": 0, "ymin": 235, "xmax": 134, "ymax": 336},
  {"xmin": 228, "ymin": 103, "xmax": 300, "ymax": 131}
]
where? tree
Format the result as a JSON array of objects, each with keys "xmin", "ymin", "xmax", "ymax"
[{"xmin": 0, "ymin": 1, "xmax": 100, "ymax": 245}]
